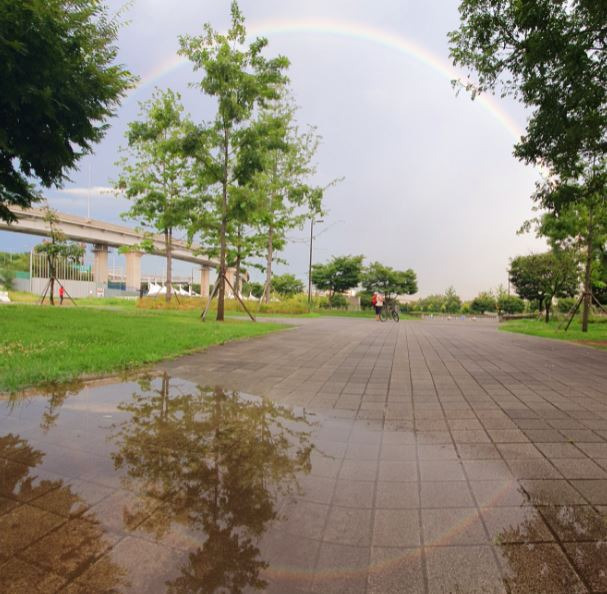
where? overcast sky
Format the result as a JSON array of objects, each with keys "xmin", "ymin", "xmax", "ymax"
[{"xmin": 1, "ymin": 0, "xmax": 546, "ymax": 298}]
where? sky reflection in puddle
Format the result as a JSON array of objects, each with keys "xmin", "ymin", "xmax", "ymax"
[{"xmin": 0, "ymin": 374, "xmax": 606, "ymax": 593}]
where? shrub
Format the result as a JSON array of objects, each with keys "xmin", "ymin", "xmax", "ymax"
[
  {"xmin": 470, "ymin": 292, "xmax": 497, "ymax": 313},
  {"xmin": 358, "ymin": 291, "xmax": 373, "ymax": 309},
  {"xmin": 272, "ymin": 274, "xmax": 304, "ymax": 297},
  {"xmin": 557, "ymin": 297, "xmax": 576, "ymax": 313},
  {"xmin": 0, "ymin": 268, "xmax": 15, "ymax": 290},
  {"xmin": 329, "ymin": 294, "xmax": 348, "ymax": 309},
  {"xmin": 497, "ymin": 295, "xmax": 525, "ymax": 314}
]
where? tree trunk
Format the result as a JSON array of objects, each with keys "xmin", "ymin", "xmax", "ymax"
[
  {"xmin": 165, "ymin": 228, "xmax": 173, "ymax": 303},
  {"xmin": 545, "ymin": 302, "xmax": 551, "ymax": 323},
  {"xmin": 234, "ymin": 225, "xmax": 242, "ymax": 297},
  {"xmin": 264, "ymin": 225, "xmax": 273, "ymax": 304},
  {"xmin": 49, "ymin": 257, "xmax": 55, "ymax": 305},
  {"xmin": 216, "ymin": 127, "xmax": 229, "ymax": 322},
  {"xmin": 582, "ymin": 213, "xmax": 594, "ymax": 333}
]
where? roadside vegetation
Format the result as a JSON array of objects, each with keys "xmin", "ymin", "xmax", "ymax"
[
  {"xmin": 500, "ymin": 318, "xmax": 607, "ymax": 350},
  {"xmin": 0, "ymin": 305, "xmax": 284, "ymax": 393}
]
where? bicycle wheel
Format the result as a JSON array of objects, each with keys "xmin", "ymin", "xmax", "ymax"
[
  {"xmin": 380, "ymin": 308, "xmax": 388, "ymax": 322},
  {"xmin": 391, "ymin": 308, "xmax": 400, "ymax": 322}
]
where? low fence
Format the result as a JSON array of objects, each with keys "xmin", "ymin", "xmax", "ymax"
[{"xmin": 30, "ymin": 278, "xmax": 96, "ymax": 299}]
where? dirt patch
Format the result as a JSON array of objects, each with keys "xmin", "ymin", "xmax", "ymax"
[{"xmin": 576, "ymin": 340, "xmax": 607, "ymax": 349}]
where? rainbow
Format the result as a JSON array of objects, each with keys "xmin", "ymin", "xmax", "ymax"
[
  {"xmin": 134, "ymin": 18, "xmax": 525, "ymax": 142},
  {"xmin": 258, "ymin": 477, "xmax": 520, "ymax": 587}
]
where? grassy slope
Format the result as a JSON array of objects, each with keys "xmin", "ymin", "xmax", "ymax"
[
  {"xmin": 0, "ymin": 305, "xmax": 285, "ymax": 392},
  {"xmin": 500, "ymin": 318, "xmax": 607, "ymax": 349}
]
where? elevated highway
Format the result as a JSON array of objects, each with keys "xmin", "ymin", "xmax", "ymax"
[{"xmin": 0, "ymin": 206, "xmax": 220, "ymax": 292}]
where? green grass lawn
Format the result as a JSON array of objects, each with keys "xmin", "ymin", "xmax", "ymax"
[
  {"xmin": 500, "ymin": 318, "xmax": 607, "ymax": 349},
  {"xmin": 0, "ymin": 305, "xmax": 285, "ymax": 393}
]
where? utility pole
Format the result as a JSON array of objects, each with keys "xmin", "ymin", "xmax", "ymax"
[{"xmin": 308, "ymin": 218, "xmax": 323, "ymax": 305}]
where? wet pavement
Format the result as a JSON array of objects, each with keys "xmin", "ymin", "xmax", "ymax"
[{"xmin": 1, "ymin": 317, "xmax": 607, "ymax": 593}]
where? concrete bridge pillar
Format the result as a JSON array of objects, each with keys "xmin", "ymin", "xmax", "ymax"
[
  {"xmin": 125, "ymin": 251, "xmax": 143, "ymax": 292},
  {"xmin": 200, "ymin": 265, "xmax": 211, "ymax": 298},
  {"xmin": 92, "ymin": 244, "xmax": 109, "ymax": 285}
]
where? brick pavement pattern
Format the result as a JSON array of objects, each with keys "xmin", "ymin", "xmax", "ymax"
[
  {"xmin": 161, "ymin": 317, "xmax": 607, "ymax": 593},
  {"xmin": 2, "ymin": 317, "xmax": 607, "ymax": 594}
]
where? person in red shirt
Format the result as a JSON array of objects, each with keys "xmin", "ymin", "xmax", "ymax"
[
  {"xmin": 59, "ymin": 285, "xmax": 65, "ymax": 305},
  {"xmin": 372, "ymin": 292, "xmax": 384, "ymax": 321}
]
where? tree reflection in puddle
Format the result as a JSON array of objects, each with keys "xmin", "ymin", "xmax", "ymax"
[
  {"xmin": 0, "ymin": 433, "xmax": 128, "ymax": 592},
  {"xmin": 494, "ymin": 487, "xmax": 607, "ymax": 594},
  {"xmin": 6, "ymin": 379, "xmax": 85, "ymax": 433},
  {"xmin": 110, "ymin": 373, "xmax": 315, "ymax": 593}
]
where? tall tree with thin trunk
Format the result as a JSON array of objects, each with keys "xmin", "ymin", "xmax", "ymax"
[
  {"xmin": 116, "ymin": 89, "xmax": 195, "ymax": 302},
  {"xmin": 249, "ymin": 98, "xmax": 325, "ymax": 303},
  {"xmin": 34, "ymin": 207, "xmax": 84, "ymax": 305},
  {"xmin": 524, "ymin": 167, "xmax": 607, "ymax": 329},
  {"xmin": 179, "ymin": 1, "xmax": 289, "ymax": 321}
]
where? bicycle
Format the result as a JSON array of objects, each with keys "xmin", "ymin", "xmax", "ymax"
[{"xmin": 380, "ymin": 298, "xmax": 400, "ymax": 322}]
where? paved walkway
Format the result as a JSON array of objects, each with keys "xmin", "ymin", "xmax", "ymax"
[
  {"xmin": 161, "ymin": 317, "xmax": 607, "ymax": 593},
  {"xmin": 2, "ymin": 317, "xmax": 607, "ymax": 593}
]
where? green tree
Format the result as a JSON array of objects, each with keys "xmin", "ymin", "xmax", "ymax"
[
  {"xmin": 449, "ymin": 1, "xmax": 607, "ymax": 179},
  {"xmin": 450, "ymin": 1, "xmax": 607, "ymax": 330},
  {"xmin": 0, "ymin": 252, "xmax": 30, "ymax": 272},
  {"xmin": 509, "ymin": 251, "xmax": 579, "ymax": 322},
  {"xmin": 525, "ymin": 172, "xmax": 607, "ymax": 330},
  {"xmin": 311, "ymin": 255, "xmax": 364, "ymax": 298},
  {"xmin": 116, "ymin": 89, "xmax": 196, "ymax": 302},
  {"xmin": 497, "ymin": 294, "xmax": 525, "ymax": 315},
  {"xmin": 242, "ymin": 281, "xmax": 264, "ymax": 299},
  {"xmin": 179, "ymin": 1, "xmax": 289, "ymax": 321},
  {"xmin": 0, "ymin": 0, "xmax": 134, "ymax": 223},
  {"xmin": 251, "ymin": 97, "xmax": 325, "ymax": 303},
  {"xmin": 0, "ymin": 268, "xmax": 14, "ymax": 290},
  {"xmin": 272, "ymin": 273, "xmax": 304, "ymax": 298},
  {"xmin": 417, "ymin": 295, "xmax": 445, "ymax": 313},
  {"xmin": 470, "ymin": 291, "xmax": 497, "ymax": 314},
  {"xmin": 34, "ymin": 207, "xmax": 84, "ymax": 305},
  {"xmin": 361, "ymin": 262, "xmax": 418, "ymax": 300},
  {"xmin": 443, "ymin": 286, "xmax": 462, "ymax": 313},
  {"xmin": 594, "ymin": 248, "xmax": 607, "ymax": 305}
]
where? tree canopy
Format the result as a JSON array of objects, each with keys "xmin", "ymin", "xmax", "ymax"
[
  {"xmin": 361, "ymin": 262, "xmax": 418, "ymax": 299},
  {"xmin": 0, "ymin": 0, "xmax": 134, "ymax": 223},
  {"xmin": 450, "ymin": 1, "xmax": 607, "ymax": 331},
  {"xmin": 272, "ymin": 273, "xmax": 304, "ymax": 297},
  {"xmin": 449, "ymin": 0, "xmax": 607, "ymax": 177},
  {"xmin": 116, "ymin": 89, "xmax": 196, "ymax": 301},
  {"xmin": 311, "ymin": 255, "xmax": 364, "ymax": 297},
  {"xmin": 509, "ymin": 251, "xmax": 579, "ymax": 321},
  {"xmin": 179, "ymin": 1, "xmax": 289, "ymax": 320}
]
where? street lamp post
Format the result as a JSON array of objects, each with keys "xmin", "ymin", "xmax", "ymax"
[{"xmin": 308, "ymin": 218, "xmax": 323, "ymax": 305}]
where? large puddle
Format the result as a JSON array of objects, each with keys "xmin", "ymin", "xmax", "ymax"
[{"xmin": 0, "ymin": 375, "xmax": 605, "ymax": 593}]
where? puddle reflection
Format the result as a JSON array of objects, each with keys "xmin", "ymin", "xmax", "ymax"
[
  {"xmin": 0, "ymin": 374, "xmax": 315, "ymax": 593},
  {"xmin": 1, "ymin": 374, "xmax": 606, "ymax": 592},
  {"xmin": 110, "ymin": 374, "xmax": 314, "ymax": 592}
]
